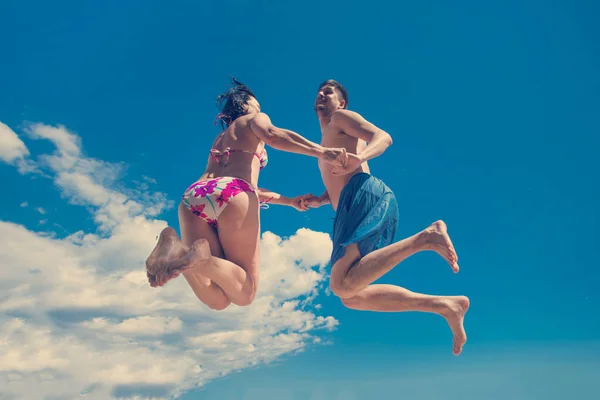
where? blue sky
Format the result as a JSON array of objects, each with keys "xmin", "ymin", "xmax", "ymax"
[{"xmin": 1, "ymin": 0, "xmax": 599, "ymax": 399}]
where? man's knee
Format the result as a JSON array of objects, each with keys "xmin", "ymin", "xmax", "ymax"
[
  {"xmin": 329, "ymin": 276, "xmax": 358, "ymax": 299},
  {"xmin": 339, "ymin": 295, "xmax": 362, "ymax": 309},
  {"xmin": 329, "ymin": 253, "xmax": 361, "ymax": 298}
]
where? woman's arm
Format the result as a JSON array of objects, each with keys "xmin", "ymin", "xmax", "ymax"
[
  {"xmin": 248, "ymin": 113, "xmax": 347, "ymax": 167},
  {"xmin": 257, "ymin": 187, "xmax": 308, "ymax": 211},
  {"xmin": 304, "ymin": 190, "xmax": 330, "ymax": 208}
]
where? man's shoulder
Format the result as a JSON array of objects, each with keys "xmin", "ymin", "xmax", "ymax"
[
  {"xmin": 331, "ymin": 109, "xmax": 363, "ymax": 123},
  {"xmin": 328, "ymin": 109, "xmax": 366, "ymax": 138},
  {"xmin": 322, "ymin": 117, "xmax": 344, "ymax": 138}
]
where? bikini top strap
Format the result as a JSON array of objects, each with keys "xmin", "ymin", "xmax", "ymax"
[
  {"xmin": 209, "ymin": 147, "xmax": 264, "ymax": 166},
  {"xmin": 210, "ymin": 147, "xmax": 231, "ymax": 163},
  {"xmin": 229, "ymin": 149, "xmax": 262, "ymax": 161}
]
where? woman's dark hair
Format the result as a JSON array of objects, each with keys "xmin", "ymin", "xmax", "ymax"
[{"xmin": 215, "ymin": 77, "xmax": 257, "ymax": 129}]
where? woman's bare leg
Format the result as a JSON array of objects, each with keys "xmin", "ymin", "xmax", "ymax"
[
  {"xmin": 145, "ymin": 203, "xmax": 231, "ymax": 310},
  {"xmin": 178, "ymin": 202, "xmax": 232, "ymax": 310},
  {"xmin": 146, "ymin": 194, "xmax": 260, "ymax": 307}
]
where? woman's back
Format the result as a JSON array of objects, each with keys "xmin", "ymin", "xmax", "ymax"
[{"xmin": 200, "ymin": 114, "xmax": 267, "ymax": 187}]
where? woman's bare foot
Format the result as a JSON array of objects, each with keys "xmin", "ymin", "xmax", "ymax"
[
  {"xmin": 439, "ymin": 296, "xmax": 470, "ymax": 356},
  {"xmin": 421, "ymin": 220, "xmax": 459, "ymax": 273},
  {"xmin": 153, "ymin": 238, "xmax": 212, "ymax": 287},
  {"xmin": 145, "ymin": 227, "xmax": 189, "ymax": 287}
]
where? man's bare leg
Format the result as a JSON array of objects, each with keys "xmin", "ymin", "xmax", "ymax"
[
  {"xmin": 331, "ymin": 220, "xmax": 459, "ymax": 297},
  {"xmin": 340, "ymin": 284, "xmax": 469, "ymax": 355}
]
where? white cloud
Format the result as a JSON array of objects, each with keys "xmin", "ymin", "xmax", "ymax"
[
  {"xmin": 0, "ymin": 121, "xmax": 39, "ymax": 174},
  {"xmin": 80, "ymin": 316, "xmax": 183, "ymax": 336},
  {"xmin": 0, "ymin": 121, "xmax": 338, "ymax": 400},
  {"xmin": 0, "ymin": 121, "xmax": 29, "ymax": 163},
  {"xmin": 26, "ymin": 122, "xmax": 82, "ymax": 156},
  {"xmin": 35, "ymin": 207, "xmax": 46, "ymax": 215},
  {"xmin": 20, "ymin": 202, "xmax": 28, "ymax": 208}
]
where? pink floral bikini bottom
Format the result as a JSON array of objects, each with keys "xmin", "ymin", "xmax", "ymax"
[{"xmin": 181, "ymin": 176, "xmax": 256, "ymax": 229}]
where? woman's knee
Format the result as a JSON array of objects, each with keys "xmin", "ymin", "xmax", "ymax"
[
  {"xmin": 231, "ymin": 275, "xmax": 258, "ymax": 307},
  {"xmin": 193, "ymin": 290, "xmax": 232, "ymax": 311},
  {"xmin": 206, "ymin": 296, "xmax": 232, "ymax": 311},
  {"xmin": 234, "ymin": 293, "xmax": 255, "ymax": 307},
  {"xmin": 189, "ymin": 280, "xmax": 233, "ymax": 311}
]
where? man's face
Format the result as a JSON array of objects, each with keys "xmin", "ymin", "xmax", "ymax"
[{"xmin": 314, "ymin": 85, "xmax": 344, "ymax": 115}]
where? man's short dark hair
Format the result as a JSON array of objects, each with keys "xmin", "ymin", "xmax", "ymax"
[{"xmin": 318, "ymin": 79, "xmax": 348, "ymax": 109}]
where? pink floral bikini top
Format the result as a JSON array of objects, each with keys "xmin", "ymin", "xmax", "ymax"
[{"xmin": 209, "ymin": 147, "xmax": 269, "ymax": 170}]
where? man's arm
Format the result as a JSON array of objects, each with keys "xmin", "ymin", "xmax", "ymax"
[
  {"xmin": 249, "ymin": 113, "xmax": 346, "ymax": 167},
  {"xmin": 317, "ymin": 189, "xmax": 330, "ymax": 206},
  {"xmin": 305, "ymin": 189, "xmax": 330, "ymax": 208},
  {"xmin": 330, "ymin": 109, "xmax": 393, "ymax": 163},
  {"xmin": 249, "ymin": 113, "xmax": 324, "ymax": 157}
]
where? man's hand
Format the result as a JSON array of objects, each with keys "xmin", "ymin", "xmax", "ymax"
[
  {"xmin": 302, "ymin": 194, "xmax": 324, "ymax": 208},
  {"xmin": 331, "ymin": 152, "xmax": 363, "ymax": 176},
  {"xmin": 322, "ymin": 147, "xmax": 348, "ymax": 169},
  {"xmin": 289, "ymin": 194, "xmax": 311, "ymax": 212}
]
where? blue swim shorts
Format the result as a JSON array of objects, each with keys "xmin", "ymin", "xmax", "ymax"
[{"xmin": 330, "ymin": 172, "xmax": 399, "ymax": 266}]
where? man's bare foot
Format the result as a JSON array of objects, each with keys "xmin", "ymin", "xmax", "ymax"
[
  {"xmin": 439, "ymin": 296, "xmax": 470, "ymax": 356},
  {"xmin": 421, "ymin": 220, "xmax": 459, "ymax": 273},
  {"xmin": 153, "ymin": 238, "xmax": 213, "ymax": 287},
  {"xmin": 145, "ymin": 227, "xmax": 189, "ymax": 288}
]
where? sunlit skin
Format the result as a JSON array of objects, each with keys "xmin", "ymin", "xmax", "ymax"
[
  {"xmin": 304, "ymin": 83, "xmax": 470, "ymax": 355},
  {"xmin": 145, "ymin": 92, "xmax": 348, "ymax": 311}
]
